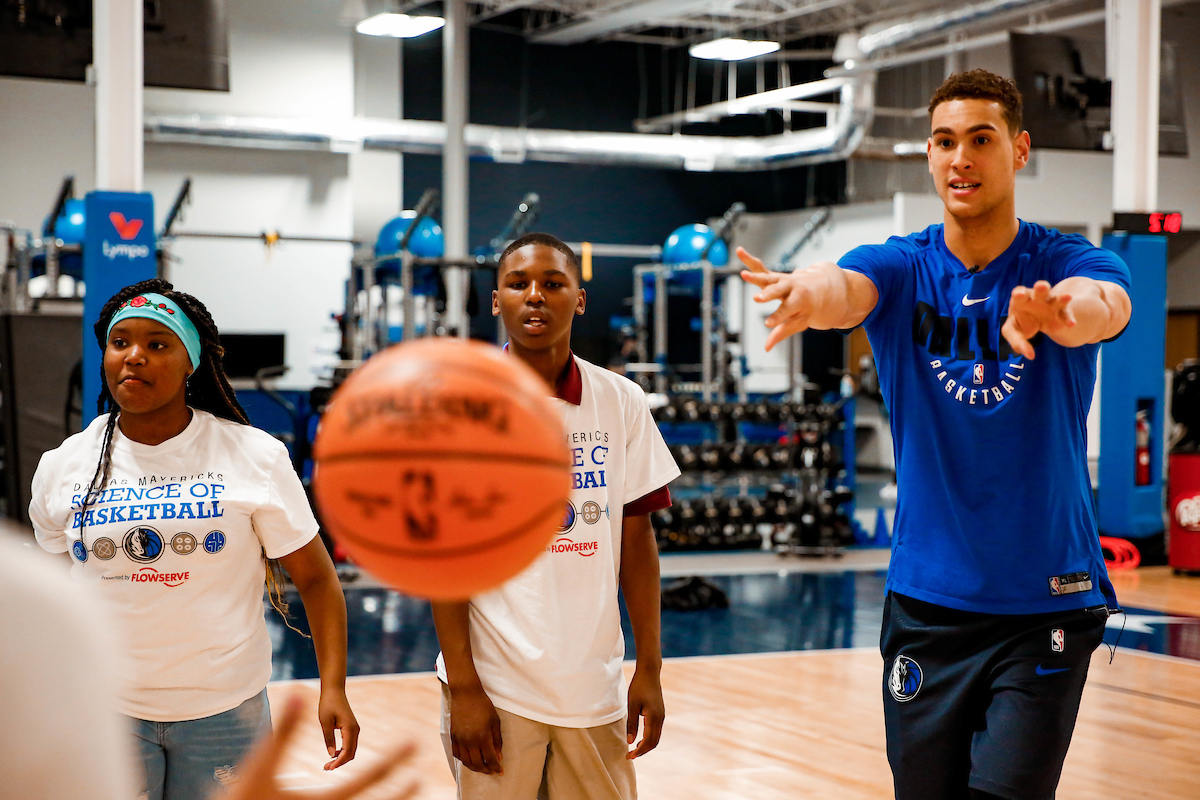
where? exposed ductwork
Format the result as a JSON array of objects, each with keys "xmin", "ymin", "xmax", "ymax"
[
  {"xmin": 856, "ymin": 0, "xmax": 1064, "ymax": 55},
  {"xmin": 145, "ymin": 74, "xmax": 875, "ymax": 173},
  {"xmin": 142, "ymin": 0, "xmax": 1079, "ymax": 172}
]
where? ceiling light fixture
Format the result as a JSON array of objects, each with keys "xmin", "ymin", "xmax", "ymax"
[
  {"xmin": 689, "ymin": 38, "xmax": 780, "ymax": 61},
  {"xmin": 356, "ymin": 12, "xmax": 445, "ymax": 38}
]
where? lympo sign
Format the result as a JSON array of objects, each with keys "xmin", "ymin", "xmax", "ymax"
[{"xmin": 83, "ymin": 191, "xmax": 157, "ymax": 424}]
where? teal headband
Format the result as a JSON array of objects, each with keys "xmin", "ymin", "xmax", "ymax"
[{"xmin": 107, "ymin": 293, "xmax": 202, "ymax": 371}]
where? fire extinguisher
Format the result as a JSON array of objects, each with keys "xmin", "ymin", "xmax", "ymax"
[{"xmin": 1135, "ymin": 409, "xmax": 1151, "ymax": 486}]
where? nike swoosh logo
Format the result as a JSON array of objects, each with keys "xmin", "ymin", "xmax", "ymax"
[
  {"xmin": 1035, "ymin": 665, "xmax": 1071, "ymax": 676},
  {"xmin": 961, "ymin": 294, "xmax": 990, "ymax": 307}
]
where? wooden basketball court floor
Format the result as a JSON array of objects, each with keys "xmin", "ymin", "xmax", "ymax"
[{"xmin": 266, "ymin": 565, "xmax": 1200, "ymax": 799}]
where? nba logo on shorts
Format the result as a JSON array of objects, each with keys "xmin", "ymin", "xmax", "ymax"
[
  {"xmin": 973, "ymin": 363, "xmax": 984, "ymax": 385},
  {"xmin": 1050, "ymin": 628, "xmax": 1065, "ymax": 653}
]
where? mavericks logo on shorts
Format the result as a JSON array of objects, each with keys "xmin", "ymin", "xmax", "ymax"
[{"xmin": 889, "ymin": 655, "xmax": 923, "ymax": 702}]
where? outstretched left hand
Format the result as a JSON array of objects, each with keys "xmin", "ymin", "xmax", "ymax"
[
  {"xmin": 1001, "ymin": 280, "xmax": 1075, "ymax": 360},
  {"xmin": 318, "ymin": 686, "xmax": 360, "ymax": 770},
  {"xmin": 626, "ymin": 668, "xmax": 665, "ymax": 760}
]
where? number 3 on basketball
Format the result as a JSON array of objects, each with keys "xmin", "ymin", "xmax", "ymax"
[{"xmin": 401, "ymin": 470, "xmax": 438, "ymax": 542}]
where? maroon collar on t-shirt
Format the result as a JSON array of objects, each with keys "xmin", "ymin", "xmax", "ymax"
[
  {"xmin": 554, "ymin": 353, "xmax": 582, "ymax": 406},
  {"xmin": 502, "ymin": 343, "xmax": 582, "ymax": 406}
]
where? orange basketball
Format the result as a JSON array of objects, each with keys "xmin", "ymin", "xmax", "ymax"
[{"xmin": 312, "ymin": 338, "xmax": 571, "ymax": 600}]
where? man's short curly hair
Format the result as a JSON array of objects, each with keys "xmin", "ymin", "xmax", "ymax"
[{"xmin": 928, "ymin": 69, "xmax": 1023, "ymax": 134}]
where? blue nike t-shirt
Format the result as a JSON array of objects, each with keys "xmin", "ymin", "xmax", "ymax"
[{"xmin": 840, "ymin": 221, "xmax": 1130, "ymax": 615}]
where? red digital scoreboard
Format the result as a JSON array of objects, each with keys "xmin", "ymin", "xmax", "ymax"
[{"xmin": 1113, "ymin": 212, "xmax": 1184, "ymax": 235}]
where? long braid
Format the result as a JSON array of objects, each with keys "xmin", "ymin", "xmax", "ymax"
[{"xmin": 88, "ymin": 279, "xmax": 300, "ymax": 631}]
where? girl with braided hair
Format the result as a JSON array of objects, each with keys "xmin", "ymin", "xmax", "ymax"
[{"xmin": 29, "ymin": 278, "xmax": 360, "ymax": 800}]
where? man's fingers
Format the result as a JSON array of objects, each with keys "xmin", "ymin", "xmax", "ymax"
[
  {"xmin": 755, "ymin": 281, "xmax": 793, "ymax": 305},
  {"xmin": 1000, "ymin": 319, "xmax": 1036, "ymax": 361},
  {"xmin": 740, "ymin": 269, "xmax": 779, "ymax": 289},
  {"xmin": 324, "ymin": 742, "xmax": 417, "ymax": 800},
  {"xmin": 626, "ymin": 704, "xmax": 641, "ymax": 745},
  {"xmin": 764, "ymin": 315, "xmax": 809, "ymax": 352},
  {"xmin": 736, "ymin": 246, "xmax": 767, "ymax": 272}
]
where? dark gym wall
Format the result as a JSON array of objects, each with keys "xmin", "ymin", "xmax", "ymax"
[{"xmin": 402, "ymin": 27, "xmax": 846, "ymax": 367}]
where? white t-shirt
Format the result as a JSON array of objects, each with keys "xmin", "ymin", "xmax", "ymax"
[
  {"xmin": 29, "ymin": 409, "xmax": 319, "ymax": 722},
  {"xmin": 437, "ymin": 356, "xmax": 680, "ymax": 727},
  {"xmin": 0, "ymin": 532, "xmax": 138, "ymax": 800}
]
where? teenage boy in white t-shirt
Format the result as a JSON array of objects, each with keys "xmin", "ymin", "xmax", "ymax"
[{"xmin": 432, "ymin": 233, "xmax": 680, "ymax": 800}]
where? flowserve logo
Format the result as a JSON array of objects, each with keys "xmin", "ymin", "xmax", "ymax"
[{"xmin": 103, "ymin": 212, "xmax": 151, "ymax": 260}]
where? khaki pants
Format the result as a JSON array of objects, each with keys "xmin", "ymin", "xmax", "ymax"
[{"xmin": 440, "ymin": 684, "xmax": 636, "ymax": 800}]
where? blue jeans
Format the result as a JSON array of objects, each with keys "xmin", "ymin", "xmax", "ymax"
[{"xmin": 130, "ymin": 690, "xmax": 273, "ymax": 800}]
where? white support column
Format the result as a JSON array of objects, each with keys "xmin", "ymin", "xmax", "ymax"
[
  {"xmin": 1108, "ymin": 0, "xmax": 1160, "ymax": 213},
  {"xmin": 94, "ymin": 0, "xmax": 144, "ymax": 191},
  {"xmin": 442, "ymin": 0, "xmax": 469, "ymax": 337}
]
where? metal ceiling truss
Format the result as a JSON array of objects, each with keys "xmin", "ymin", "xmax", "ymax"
[{"xmin": 467, "ymin": 0, "xmax": 1098, "ymax": 47}]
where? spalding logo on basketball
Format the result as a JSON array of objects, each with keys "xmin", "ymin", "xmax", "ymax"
[
  {"xmin": 1175, "ymin": 494, "xmax": 1200, "ymax": 531},
  {"xmin": 889, "ymin": 655, "xmax": 923, "ymax": 702},
  {"xmin": 313, "ymin": 339, "xmax": 571, "ymax": 600}
]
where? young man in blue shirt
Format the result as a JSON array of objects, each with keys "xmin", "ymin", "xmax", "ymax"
[{"xmin": 740, "ymin": 70, "xmax": 1132, "ymax": 800}]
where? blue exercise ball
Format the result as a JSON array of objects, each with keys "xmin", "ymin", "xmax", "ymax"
[
  {"xmin": 45, "ymin": 198, "xmax": 87, "ymax": 245},
  {"xmin": 662, "ymin": 223, "xmax": 728, "ymax": 266},
  {"xmin": 375, "ymin": 212, "xmax": 445, "ymax": 259}
]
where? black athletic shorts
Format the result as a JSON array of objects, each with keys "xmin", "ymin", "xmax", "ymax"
[{"xmin": 880, "ymin": 591, "xmax": 1108, "ymax": 800}]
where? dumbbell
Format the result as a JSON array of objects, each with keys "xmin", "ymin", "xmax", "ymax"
[
  {"xmin": 698, "ymin": 443, "xmax": 724, "ymax": 471},
  {"xmin": 793, "ymin": 501, "xmax": 822, "ymax": 548},
  {"xmin": 770, "ymin": 444, "xmax": 793, "ymax": 470},
  {"xmin": 722, "ymin": 497, "xmax": 745, "ymax": 534},
  {"xmin": 674, "ymin": 444, "xmax": 699, "ymax": 471},
  {"xmin": 743, "ymin": 496, "xmax": 769, "ymax": 526},
  {"xmin": 698, "ymin": 497, "xmax": 723, "ymax": 527},
  {"xmin": 748, "ymin": 445, "xmax": 773, "ymax": 470},
  {"xmin": 724, "ymin": 443, "xmax": 749, "ymax": 470},
  {"xmin": 766, "ymin": 484, "xmax": 792, "ymax": 503},
  {"xmin": 747, "ymin": 401, "xmax": 774, "ymax": 424},
  {"xmin": 679, "ymin": 397, "xmax": 702, "ymax": 422},
  {"xmin": 677, "ymin": 499, "xmax": 697, "ymax": 528}
]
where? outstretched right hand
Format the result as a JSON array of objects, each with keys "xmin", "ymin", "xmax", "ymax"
[
  {"xmin": 225, "ymin": 693, "xmax": 417, "ymax": 800},
  {"xmin": 450, "ymin": 685, "xmax": 504, "ymax": 775},
  {"xmin": 737, "ymin": 247, "xmax": 818, "ymax": 351}
]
